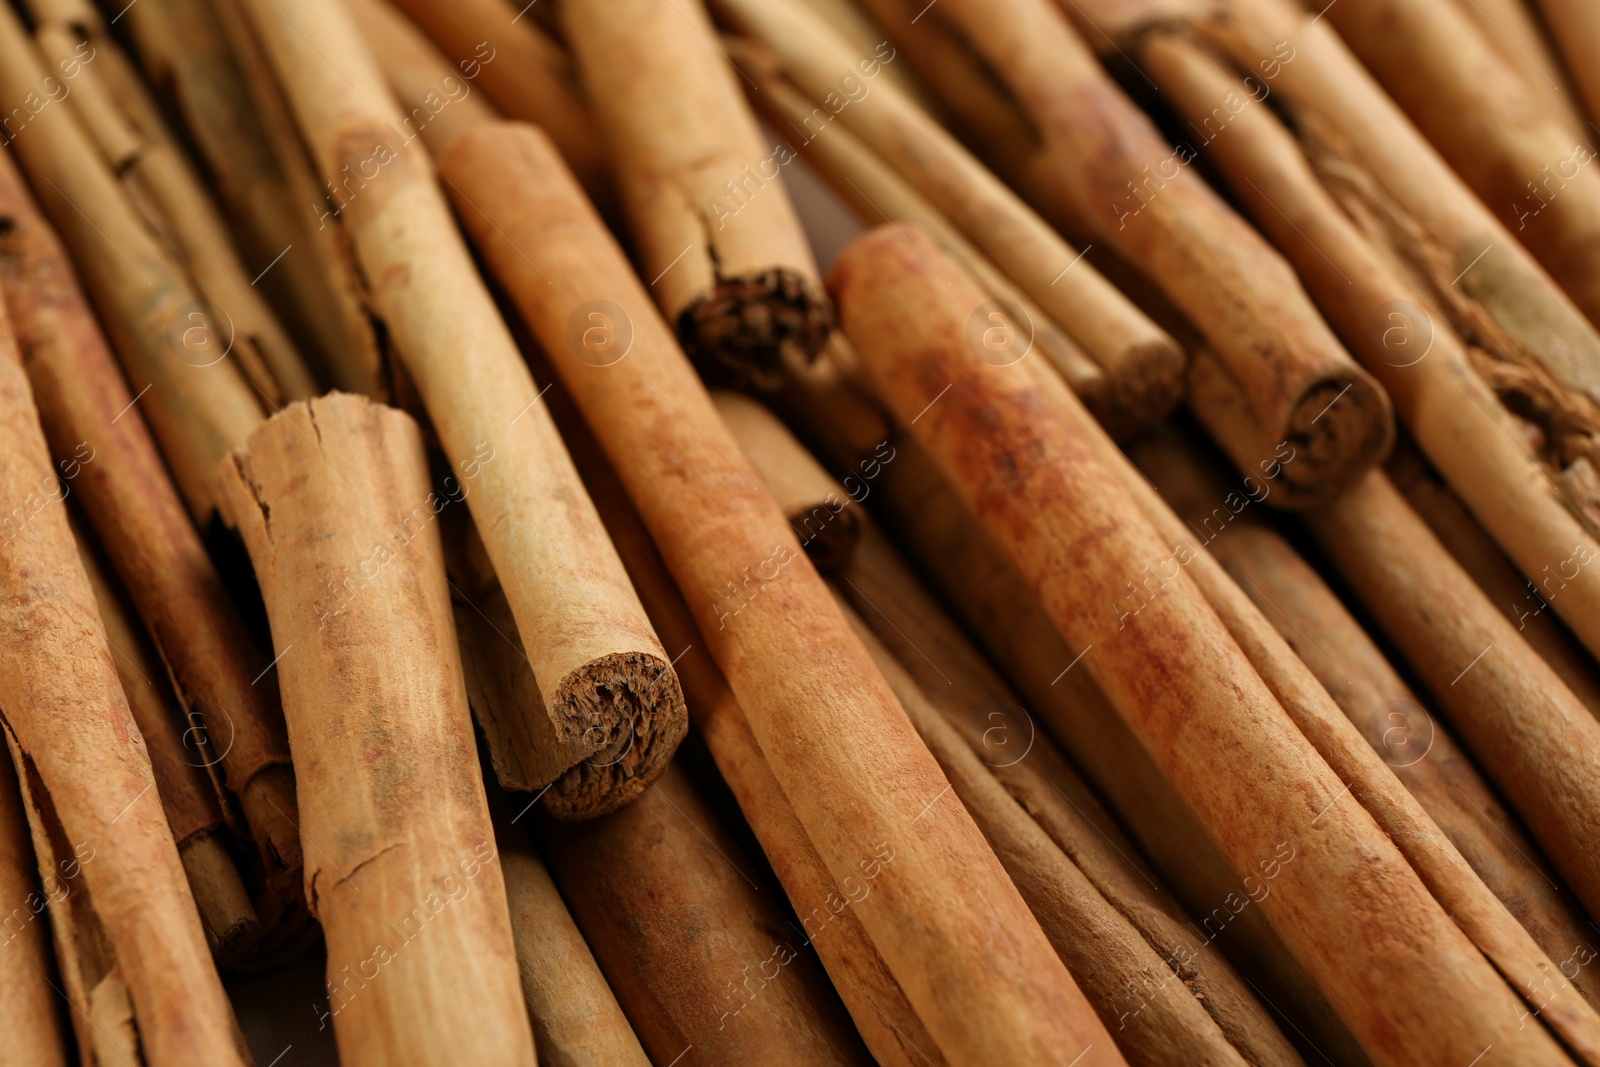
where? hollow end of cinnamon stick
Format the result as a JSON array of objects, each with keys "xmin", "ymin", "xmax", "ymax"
[{"xmin": 677, "ymin": 267, "xmax": 836, "ymax": 390}]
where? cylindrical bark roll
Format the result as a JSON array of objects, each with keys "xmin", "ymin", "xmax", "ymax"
[
  {"xmin": 385, "ymin": 0, "xmax": 610, "ymax": 203},
  {"xmin": 1133, "ymin": 27, "xmax": 1600, "ymax": 666},
  {"xmin": 1538, "ymin": 0, "xmax": 1600, "ymax": 132},
  {"xmin": 833, "ymin": 223, "xmax": 1572, "ymax": 1066},
  {"xmin": 441, "ymin": 121, "xmax": 1123, "ymax": 1065},
  {"xmin": 490, "ymin": 796, "xmax": 650, "ymax": 1067},
  {"xmin": 1135, "ymin": 428, "xmax": 1600, "ymax": 1008},
  {"xmin": 0, "ymin": 148, "xmax": 303, "ymax": 907},
  {"xmin": 561, "ymin": 0, "xmax": 833, "ymax": 387},
  {"xmin": 0, "ymin": 301, "xmax": 246, "ymax": 1066},
  {"xmin": 560, "ymin": 382, "xmax": 945, "ymax": 1067},
  {"xmin": 240, "ymin": 0, "xmax": 686, "ymax": 817},
  {"xmin": 929, "ymin": 0, "xmax": 1391, "ymax": 507},
  {"xmin": 216, "ymin": 393, "xmax": 534, "ymax": 1066},
  {"xmin": 715, "ymin": 391, "xmax": 1306, "ymax": 1067},
  {"xmin": 1309, "ymin": 471, "xmax": 1600, "ymax": 927},
  {"xmin": 538, "ymin": 762, "xmax": 873, "ymax": 1066},
  {"xmin": 843, "ymin": 600, "xmax": 1257, "ymax": 1067},
  {"xmin": 1456, "ymin": 0, "xmax": 1586, "ymax": 132},
  {"xmin": 710, "ymin": 0, "xmax": 1184, "ymax": 412},
  {"xmin": 73, "ymin": 515, "xmax": 258, "ymax": 958},
  {"xmin": 0, "ymin": 1, "xmax": 264, "ymax": 523},
  {"xmin": 1324, "ymin": 0, "xmax": 1600, "ymax": 333},
  {"xmin": 0, "ymin": 748, "xmax": 72, "ymax": 1067}
]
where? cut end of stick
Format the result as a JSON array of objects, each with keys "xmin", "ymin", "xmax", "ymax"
[
  {"xmin": 677, "ymin": 267, "xmax": 836, "ymax": 390},
  {"xmin": 543, "ymin": 649, "xmax": 689, "ymax": 820},
  {"xmin": 1091, "ymin": 337, "xmax": 1187, "ymax": 440},
  {"xmin": 1278, "ymin": 373, "xmax": 1395, "ymax": 508}
]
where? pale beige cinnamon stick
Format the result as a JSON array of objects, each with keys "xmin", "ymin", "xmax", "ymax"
[
  {"xmin": 0, "ymin": 745, "xmax": 71, "ymax": 1067},
  {"xmin": 711, "ymin": 0, "xmax": 1186, "ymax": 415},
  {"xmin": 715, "ymin": 389, "xmax": 1307, "ymax": 1067},
  {"xmin": 0, "ymin": 147, "xmax": 304, "ymax": 916},
  {"xmin": 834, "ymin": 221, "xmax": 1574, "ymax": 1065},
  {"xmin": 0, "ymin": 297, "xmax": 247, "ymax": 1065},
  {"xmin": 0, "ymin": 1, "xmax": 263, "ymax": 523},
  {"xmin": 1135, "ymin": 426, "xmax": 1600, "ymax": 1009},
  {"xmin": 562, "ymin": 0, "xmax": 834, "ymax": 387},
  {"xmin": 240, "ymin": 0, "xmax": 687, "ymax": 817},
  {"xmin": 217, "ymin": 393, "xmax": 534, "ymax": 1066},
  {"xmin": 442, "ymin": 120, "xmax": 1124, "ymax": 1065},
  {"xmin": 73, "ymin": 514, "xmax": 258, "ymax": 959},
  {"xmin": 538, "ymin": 762, "xmax": 875, "ymax": 1065}
]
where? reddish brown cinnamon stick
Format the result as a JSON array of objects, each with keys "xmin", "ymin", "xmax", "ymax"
[{"xmin": 0, "ymin": 746, "xmax": 71, "ymax": 1067}]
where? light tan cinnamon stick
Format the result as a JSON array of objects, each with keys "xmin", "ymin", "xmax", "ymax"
[
  {"xmin": 1537, "ymin": 0, "xmax": 1600, "ymax": 130},
  {"xmin": 240, "ymin": 0, "xmax": 686, "ymax": 817},
  {"xmin": 1453, "ymin": 0, "xmax": 1586, "ymax": 132},
  {"xmin": 217, "ymin": 393, "xmax": 534, "ymax": 1066},
  {"xmin": 0, "ymin": 147, "xmax": 304, "ymax": 917},
  {"xmin": 711, "ymin": 0, "xmax": 1185, "ymax": 416},
  {"xmin": 715, "ymin": 389, "xmax": 1306, "ymax": 1067},
  {"xmin": 73, "ymin": 514, "xmax": 258, "ymax": 960},
  {"xmin": 0, "ymin": 297, "xmax": 247, "ymax": 1065},
  {"xmin": 0, "ymin": 745, "xmax": 71, "ymax": 1067},
  {"xmin": 834, "ymin": 221, "xmax": 1575, "ymax": 1065},
  {"xmin": 538, "ymin": 763, "xmax": 875, "ymax": 1065},
  {"xmin": 1135, "ymin": 426, "xmax": 1600, "ymax": 1009},
  {"xmin": 562, "ymin": 0, "xmax": 834, "ymax": 387},
  {"xmin": 442, "ymin": 120, "xmax": 1124, "ymax": 1065},
  {"xmin": 0, "ymin": 1, "xmax": 264, "ymax": 523}
]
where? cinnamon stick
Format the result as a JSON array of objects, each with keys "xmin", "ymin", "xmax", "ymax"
[
  {"xmin": 217, "ymin": 393, "xmax": 534, "ymax": 1065},
  {"xmin": 240, "ymin": 0, "xmax": 687, "ymax": 817},
  {"xmin": 1134, "ymin": 425, "xmax": 1600, "ymax": 1010},
  {"xmin": 711, "ymin": 0, "xmax": 1185, "ymax": 418},
  {"xmin": 0, "ymin": 295, "xmax": 246, "ymax": 1065},
  {"xmin": 833, "ymin": 221, "xmax": 1573, "ymax": 1064},
  {"xmin": 0, "ymin": 1, "xmax": 264, "ymax": 523},
  {"xmin": 1537, "ymin": 0, "xmax": 1600, "ymax": 131},
  {"xmin": 0, "ymin": 146, "xmax": 303, "ymax": 919},
  {"xmin": 1452, "ymin": 0, "xmax": 1585, "ymax": 132},
  {"xmin": 0, "ymin": 744, "xmax": 71, "ymax": 1067},
  {"xmin": 441, "ymin": 120, "xmax": 1123, "ymax": 1064},
  {"xmin": 73, "ymin": 513, "xmax": 258, "ymax": 960},
  {"xmin": 561, "ymin": 0, "xmax": 834, "ymax": 387}
]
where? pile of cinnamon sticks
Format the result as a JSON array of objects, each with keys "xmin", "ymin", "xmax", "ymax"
[{"xmin": 2, "ymin": 0, "xmax": 1598, "ymax": 1064}]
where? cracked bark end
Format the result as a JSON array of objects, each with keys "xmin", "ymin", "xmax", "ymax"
[
  {"xmin": 1090, "ymin": 338, "xmax": 1188, "ymax": 441},
  {"xmin": 542, "ymin": 650, "xmax": 688, "ymax": 820},
  {"xmin": 677, "ymin": 268, "xmax": 836, "ymax": 391},
  {"xmin": 1276, "ymin": 374, "xmax": 1395, "ymax": 508}
]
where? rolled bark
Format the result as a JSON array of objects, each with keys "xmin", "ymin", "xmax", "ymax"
[
  {"xmin": 559, "ymin": 378, "xmax": 944, "ymax": 1067},
  {"xmin": 385, "ymin": 0, "xmax": 611, "ymax": 204},
  {"xmin": 538, "ymin": 763, "xmax": 874, "ymax": 1066},
  {"xmin": 1324, "ymin": 0, "xmax": 1600, "ymax": 335},
  {"xmin": 0, "ymin": 745, "xmax": 71, "ymax": 1067},
  {"xmin": 241, "ymin": 0, "xmax": 686, "ymax": 817},
  {"xmin": 1308, "ymin": 471, "xmax": 1600, "ymax": 931},
  {"xmin": 1135, "ymin": 427, "xmax": 1600, "ymax": 1010},
  {"xmin": 217, "ymin": 393, "xmax": 534, "ymax": 1066},
  {"xmin": 561, "ymin": 0, "xmax": 834, "ymax": 388},
  {"xmin": 1538, "ymin": 0, "xmax": 1600, "ymax": 130},
  {"xmin": 713, "ymin": 390, "xmax": 1306, "ymax": 1067},
  {"xmin": 1132, "ymin": 26, "xmax": 1600, "ymax": 669},
  {"xmin": 711, "ymin": 0, "xmax": 1185, "ymax": 417},
  {"xmin": 73, "ymin": 514, "xmax": 258, "ymax": 959},
  {"xmin": 0, "ymin": 297, "xmax": 247, "ymax": 1065},
  {"xmin": 441, "ymin": 121, "xmax": 1123, "ymax": 1065},
  {"xmin": 833, "ymin": 222, "xmax": 1574, "ymax": 1065},
  {"xmin": 0, "ymin": 147, "xmax": 303, "ymax": 914},
  {"xmin": 0, "ymin": 0, "xmax": 264, "ymax": 522},
  {"xmin": 1451, "ymin": 0, "xmax": 1586, "ymax": 132}
]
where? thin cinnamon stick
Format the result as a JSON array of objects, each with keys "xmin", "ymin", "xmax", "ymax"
[
  {"xmin": 240, "ymin": 0, "xmax": 687, "ymax": 817},
  {"xmin": 217, "ymin": 393, "xmax": 534, "ymax": 1065},
  {"xmin": 0, "ymin": 147, "xmax": 304, "ymax": 917},
  {"xmin": 711, "ymin": 0, "xmax": 1186, "ymax": 418},
  {"xmin": 561, "ymin": 0, "xmax": 834, "ymax": 387},
  {"xmin": 73, "ymin": 513, "xmax": 258, "ymax": 959},
  {"xmin": 1135, "ymin": 426, "xmax": 1600, "ymax": 1010},
  {"xmin": 0, "ymin": 296, "xmax": 246, "ymax": 1065},
  {"xmin": 538, "ymin": 762, "xmax": 874, "ymax": 1065},
  {"xmin": 834, "ymin": 221, "xmax": 1574, "ymax": 1065},
  {"xmin": 0, "ymin": 744, "xmax": 71, "ymax": 1067},
  {"xmin": 0, "ymin": 1, "xmax": 264, "ymax": 523},
  {"xmin": 441, "ymin": 120, "xmax": 1124, "ymax": 1065}
]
